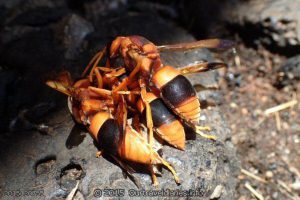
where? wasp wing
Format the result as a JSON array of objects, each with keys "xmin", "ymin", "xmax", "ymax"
[
  {"xmin": 157, "ymin": 39, "xmax": 235, "ymax": 51},
  {"xmin": 179, "ymin": 62, "xmax": 228, "ymax": 75},
  {"xmin": 46, "ymin": 71, "xmax": 73, "ymax": 96}
]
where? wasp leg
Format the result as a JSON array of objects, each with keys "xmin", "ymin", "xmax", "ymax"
[
  {"xmin": 195, "ymin": 125, "xmax": 211, "ymax": 131},
  {"xmin": 88, "ymin": 86, "xmax": 112, "ymax": 98},
  {"xmin": 139, "ymin": 79, "xmax": 154, "ymax": 147},
  {"xmin": 148, "ymin": 165, "xmax": 158, "ymax": 186},
  {"xmin": 93, "ymin": 67, "xmax": 103, "ymax": 88},
  {"xmin": 117, "ymin": 91, "xmax": 140, "ymax": 95},
  {"xmin": 105, "ymin": 68, "xmax": 126, "ymax": 78},
  {"xmin": 81, "ymin": 47, "xmax": 107, "ymax": 78},
  {"xmin": 157, "ymin": 156, "xmax": 180, "ymax": 184},
  {"xmin": 117, "ymin": 95, "xmax": 128, "ymax": 134},
  {"xmin": 113, "ymin": 62, "xmax": 141, "ymax": 93},
  {"xmin": 178, "ymin": 62, "xmax": 227, "ymax": 75},
  {"xmin": 89, "ymin": 48, "xmax": 106, "ymax": 83},
  {"xmin": 97, "ymin": 66, "xmax": 115, "ymax": 72},
  {"xmin": 193, "ymin": 125, "xmax": 216, "ymax": 140}
]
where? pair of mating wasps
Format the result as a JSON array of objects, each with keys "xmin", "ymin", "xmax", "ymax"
[{"xmin": 46, "ymin": 35, "xmax": 233, "ymax": 185}]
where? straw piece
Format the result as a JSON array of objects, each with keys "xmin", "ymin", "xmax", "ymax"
[
  {"xmin": 245, "ymin": 182, "xmax": 264, "ymax": 200},
  {"xmin": 275, "ymin": 112, "xmax": 282, "ymax": 131},
  {"xmin": 278, "ymin": 179, "xmax": 293, "ymax": 193},
  {"xmin": 241, "ymin": 168, "xmax": 267, "ymax": 183},
  {"xmin": 264, "ymin": 100, "xmax": 298, "ymax": 115},
  {"xmin": 66, "ymin": 181, "xmax": 79, "ymax": 200}
]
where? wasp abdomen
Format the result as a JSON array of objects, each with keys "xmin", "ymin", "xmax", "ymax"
[
  {"xmin": 161, "ymin": 75, "xmax": 196, "ymax": 106},
  {"xmin": 150, "ymin": 99, "xmax": 185, "ymax": 150},
  {"xmin": 89, "ymin": 112, "xmax": 121, "ymax": 156},
  {"xmin": 97, "ymin": 119, "xmax": 120, "ymax": 155},
  {"xmin": 152, "ymin": 66, "xmax": 200, "ymax": 125},
  {"xmin": 147, "ymin": 98, "xmax": 176, "ymax": 127},
  {"xmin": 137, "ymin": 93, "xmax": 185, "ymax": 150}
]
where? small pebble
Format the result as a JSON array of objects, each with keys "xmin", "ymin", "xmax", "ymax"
[
  {"xmin": 294, "ymin": 137, "xmax": 299, "ymax": 143},
  {"xmin": 271, "ymin": 191, "xmax": 278, "ymax": 199},
  {"xmin": 230, "ymin": 102, "xmax": 238, "ymax": 108},
  {"xmin": 199, "ymin": 115, "xmax": 207, "ymax": 121},
  {"xmin": 241, "ymin": 108, "xmax": 248, "ymax": 115},
  {"xmin": 210, "ymin": 185, "xmax": 223, "ymax": 199},
  {"xmin": 284, "ymin": 149, "xmax": 290, "ymax": 154},
  {"xmin": 265, "ymin": 171, "xmax": 273, "ymax": 179}
]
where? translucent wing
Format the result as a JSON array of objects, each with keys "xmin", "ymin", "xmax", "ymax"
[{"xmin": 157, "ymin": 39, "xmax": 235, "ymax": 51}]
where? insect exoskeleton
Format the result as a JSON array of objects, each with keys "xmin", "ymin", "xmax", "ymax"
[
  {"xmin": 109, "ymin": 36, "xmax": 162, "ymax": 73},
  {"xmin": 109, "ymin": 36, "xmax": 201, "ymax": 129},
  {"xmin": 136, "ymin": 92, "xmax": 185, "ymax": 150},
  {"xmin": 88, "ymin": 111, "xmax": 180, "ymax": 184},
  {"xmin": 151, "ymin": 65, "xmax": 200, "ymax": 127}
]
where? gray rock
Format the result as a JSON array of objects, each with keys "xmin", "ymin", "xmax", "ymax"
[
  {"xmin": 0, "ymin": 0, "xmax": 67, "ymax": 26},
  {"xmin": 54, "ymin": 14, "xmax": 94, "ymax": 60},
  {"xmin": 180, "ymin": 0, "xmax": 231, "ymax": 38},
  {"xmin": 275, "ymin": 54, "xmax": 300, "ymax": 88},
  {"xmin": 225, "ymin": 0, "xmax": 300, "ymax": 53}
]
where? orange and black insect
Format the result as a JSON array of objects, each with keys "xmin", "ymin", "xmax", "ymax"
[
  {"xmin": 88, "ymin": 110, "xmax": 179, "ymax": 186},
  {"xmin": 46, "ymin": 35, "xmax": 232, "ymax": 186},
  {"xmin": 83, "ymin": 35, "xmax": 232, "ymax": 141},
  {"xmin": 46, "ymin": 72, "xmax": 180, "ymax": 186},
  {"xmin": 88, "ymin": 67, "xmax": 186, "ymax": 151}
]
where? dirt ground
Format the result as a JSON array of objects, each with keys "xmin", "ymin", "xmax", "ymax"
[{"xmin": 217, "ymin": 42, "xmax": 300, "ymax": 199}]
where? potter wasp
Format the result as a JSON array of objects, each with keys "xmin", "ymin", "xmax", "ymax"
[{"xmin": 47, "ymin": 35, "xmax": 233, "ymax": 185}]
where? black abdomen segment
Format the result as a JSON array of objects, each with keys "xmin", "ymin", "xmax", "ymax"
[
  {"xmin": 97, "ymin": 119, "xmax": 120, "ymax": 155},
  {"xmin": 142, "ymin": 98, "xmax": 176, "ymax": 127},
  {"xmin": 161, "ymin": 75, "xmax": 196, "ymax": 106}
]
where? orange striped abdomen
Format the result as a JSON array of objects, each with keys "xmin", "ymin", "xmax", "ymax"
[
  {"xmin": 137, "ymin": 93, "xmax": 185, "ymax": 150},
  {"xmin": 152, "ymin": 66, "xmax": 201, "ymax": 125},
  {"xmin": 174, "ymin": 96, "xmax": 200, "ymax": 124},
  {"xmin": 89, "ymin": 112, "xmax": 120, "ymax": 155},
  {"xmin": 89, "ymin": 112, "xmax": 163, "ymax": 165},
  {"xmin": 155, "ymin": 120, "xmax": 185, "ymax": 150}
]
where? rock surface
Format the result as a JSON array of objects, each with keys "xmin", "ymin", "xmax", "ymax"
[
  {"xmin": 181, "ymin": 0, "xmax": 300, "ymax": 55},
  {"xmin": 225, "ymin": 0, "xmax": 300, "ymax": 55},
  {"xmin": 0, "ymin": 1, "xmax": 239, "ymax": 200},
  {"xmin": 275, "ymin": 55, "xmax": 300, "ymax": 89}
]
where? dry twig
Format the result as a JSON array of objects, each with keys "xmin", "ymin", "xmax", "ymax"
[
  {"xmin": 245, "ymin": 182, "xmax": 264, "ymax": 200},
  {"xmin": 66, "ymin": 181, "xmax": 79, "ymax": 200},
  {"xmin": 264, "ymin": 100, "xmax": 298, "ymax": 116},
  {"xmin": 275, "ymin": 112, "xmax": 282, "ymax": 131},
  {"xmin": 241, "ymin": 168, "xmax": 267, "ymax": 183}
]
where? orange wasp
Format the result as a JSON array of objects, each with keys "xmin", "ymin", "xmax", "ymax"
[
  {"xmin": 85, "ymin": 67, "xmax": 187, "ymax": 151},
  {"xmin": 82, "ymin": 35, "xmax": 232, "ymax": 147},
  {"xmin": 46, "ymin": 71, "xmax": 180, "ymax": 186}
]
